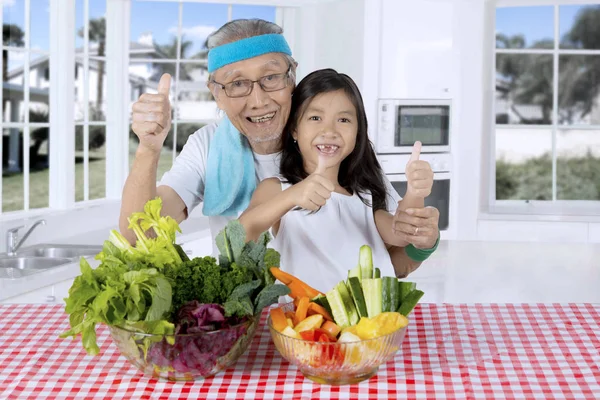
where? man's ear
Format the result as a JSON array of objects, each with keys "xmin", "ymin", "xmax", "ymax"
[{"xmin": 207, "ymin": 82, "xmax": 223, "ymax": 104}]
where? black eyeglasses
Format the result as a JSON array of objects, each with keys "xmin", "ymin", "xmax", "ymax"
[{"xmin": 210, "ymin": 66, "xmax": 292, "ymax": 98}]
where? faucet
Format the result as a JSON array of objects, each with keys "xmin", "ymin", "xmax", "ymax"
[{"xmin": 6, "ymin": 219, "xmax": 46, "ymax": 256}]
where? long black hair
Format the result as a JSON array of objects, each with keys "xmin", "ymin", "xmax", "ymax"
[{"xmin": 280, "ymin": 68, "xmax": 388, "ymax": 212}]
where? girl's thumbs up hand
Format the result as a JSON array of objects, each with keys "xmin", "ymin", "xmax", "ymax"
[{"xmin": 287, "ymin": 155, "xmax": 335, "ymax": 211}]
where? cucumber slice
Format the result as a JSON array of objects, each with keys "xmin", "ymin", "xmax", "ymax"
[
  {"xmin": 362, "ymin": 278, "xmax": 382, "ymax": 318},
  {"xmin": 325, "ymin": 282, "xmax": 359, "ymax": 328},
  {"xmin": 348, "ymin": 265, "xmax": 361, "ymax": 282},
  {"xmin": 311, "ymin": 294, "xmax": 332, "ymax": 317},
  {"xmin": 398, "ymin": 281, "xmax": 416, "ymax": 302},
  {"xmin": 336, "ymin": 281, "xmax": 359, "ymax": 326},
  {"xmin": 326, "ymin": 288, "xmax": 351, "ymax": 328},
  {"xmin": 398, "ymin": 289, "xmax": 424, "ymax": 316},
  {"xmin": 381, "ymin": 276, "xmax": 398, "ymax": 312},
  {"xmin": 359, "ymin": 245, "xmax": 373, "ymax": 280},
  {"xmin": 374, "ymin": 267, "xmax": 381, "ymax": 279},
  {"xmin": 347, "ymin": 277, "xmax": 368, "ymax": 318}
]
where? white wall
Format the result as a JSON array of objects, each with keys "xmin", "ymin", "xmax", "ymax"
[
  {"xmin": 292, "ymin": 0, "xmax": 365, "ymax": 86},
  {"xmin": 291, "ymin": 0, "xmax": 600, "ymax": 243},
  {"xmin": 451, "ymin": 0, "xmax": 487, "ymax": 240}
]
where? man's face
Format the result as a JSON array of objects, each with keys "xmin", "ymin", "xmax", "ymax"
[{"xmin": 210, "ymin": 53, "xmax": 294, "ymax": 146}]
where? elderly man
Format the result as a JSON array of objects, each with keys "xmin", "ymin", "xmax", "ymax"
[{"xmin": 120, "ymin": 19, "xmax": 440, "ymax": 278}]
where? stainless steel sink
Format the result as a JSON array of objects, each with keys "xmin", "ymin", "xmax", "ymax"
[
  {"xmin": 18, "ymin": 244, "xmax": 102, "ymax": 259},
  {"xmin": 0, "ymin": 244, "xmax": 102, "ymax": 280},
  {"xmin": 0, "ymin": 256, "xmax": 73, "ymax": 279}
]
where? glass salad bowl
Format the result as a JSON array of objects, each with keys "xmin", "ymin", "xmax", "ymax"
[
  {"xmin": 267, "ymin": 303, "xmax": 409, "ymax": 385},
  {"xmin": 109, "ymin": 316, "xmax": 259, "ymax": 381}
]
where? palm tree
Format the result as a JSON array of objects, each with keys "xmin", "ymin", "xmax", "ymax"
[
  {"xmin": 496, "ymin": 37, "xmax": 553, "ymax": 124},
  {"xmin": 3, "ymin": 24, "xmax": 25, "ymax": 81},
  {"xmin": 496, "ymin": 5, "xmax": 600, "ymax": 125},
  {"xmin": 78, "ymin": 17, "xmax": 106, "ymax": 114},
  {"xmin": 151, "ymin": 36, "xmax": 193, "ymax": 81},
  {"xmin": 558, "ymin": 5, "xmax": 600, "ymax": 124}
]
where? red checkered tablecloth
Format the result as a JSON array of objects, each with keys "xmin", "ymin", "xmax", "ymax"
[{"xmin": 0, "ymin": 303, "xmax": 599, "ymax": 399}]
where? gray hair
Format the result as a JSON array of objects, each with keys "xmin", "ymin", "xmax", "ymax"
[{"xmin": 205, "ymin": 19, "xmax": 297, "ymax": 82}]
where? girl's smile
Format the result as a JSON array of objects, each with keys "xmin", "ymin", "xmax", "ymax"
[{"xmin": 293, "ymin": 89, "xmax": 358, "ymax": 176}]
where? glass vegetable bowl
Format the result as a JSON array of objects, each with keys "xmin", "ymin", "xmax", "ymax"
[
  {"xmin": 268, "ymin": 303, "xmax": 409, "ymax": 385},
  {"xmin": 108, "ymin": 316, "xmax": 259, "ymax": 381}
]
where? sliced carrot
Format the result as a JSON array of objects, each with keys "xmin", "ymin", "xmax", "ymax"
[
  {"xmin": 269, "ymin": 267, "xmax": 295, "ymax": 285},
  {"xmin": 295, "ymin": 297, "xmax": 310, "ymax": 322},
  {"xmin": 288, "ymin": 280, "xmax": 323, "ymax": 300},
  {"xmin": 307, "ymin": 302, "xmax": 333, "ymax": 321},
  {"xmin": 269, "ymin": 267, "xmax": 324, "ymax": 299},
  {"xmin": 288, "ymin": 281, "xmax": 308, "ymax": 300},
  {"xmin": 285, "ymin": 311, "xmax": 299, "ymax": 327},
  {"xmin": 270, "ymin": 308, "xmax": 288, "ymax": 332},
  {"xmin": 321, "ymin": 320, "xmax": 341, "ymax": 339}
]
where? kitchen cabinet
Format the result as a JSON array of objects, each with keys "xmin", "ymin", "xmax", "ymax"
[
  {"xmin": 379, "ymin": 0, "xmax": 455, "ymax": 99},
  {"xmin": 0, "ymin": 277, "xmax": 74, "ymax": 304}
]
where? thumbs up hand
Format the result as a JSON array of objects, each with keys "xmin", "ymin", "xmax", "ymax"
[
  {"xmin": 131, "ymin": 73, "xmax": 172, "ymax": 153},
  {"xmin": 405, "ymin": 141, "xmax": 433, "ymax": 198},
  {"xmin": 286, "ymin": 155, "xmax": 335, "ymax": 211}
]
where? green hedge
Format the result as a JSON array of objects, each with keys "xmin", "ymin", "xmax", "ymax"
[{"xmin": 496, "ymin": 152, "xmax": 600, "ymax": 200}]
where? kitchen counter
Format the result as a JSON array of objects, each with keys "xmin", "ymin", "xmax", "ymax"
[
  {"xmin": 2, "ymin": 237, "xmax": 600, "ymax": 304},
  {"xmin": 408, "ymin": 240, "xmax": 600, "ymax": 304}
]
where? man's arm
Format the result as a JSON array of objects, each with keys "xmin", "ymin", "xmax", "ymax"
[
  {"xmin": 119, "ymin": 147, "xmax": 188, "ymax": 243},
  {"xmin": 119, "ymin": 73, "xmax": 188, "ymax": 244}
]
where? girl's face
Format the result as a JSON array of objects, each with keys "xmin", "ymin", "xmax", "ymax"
[{"xmin": 292, "ymin": 90, "xmax": 358, "ymax": 175}]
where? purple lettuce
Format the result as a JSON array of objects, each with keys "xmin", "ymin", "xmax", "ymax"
[{"xmin": 144, "ymin": 301, "xmax": 250, "ymax": 375}]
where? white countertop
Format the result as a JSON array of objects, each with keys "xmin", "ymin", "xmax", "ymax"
[
  {"xmin": 409, "ymin": 240, "xmax": 600, "ymax": 304},
  {"xmin": 2, "ymin": 229, "xmax": 600, "ymax": 304}
]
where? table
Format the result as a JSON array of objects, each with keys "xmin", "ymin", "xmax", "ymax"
[{"xmin": 1, "ymin": 303, "xmax": 598, "ymax": 399}]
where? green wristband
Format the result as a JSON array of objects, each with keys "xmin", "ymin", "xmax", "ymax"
[{"xmin": 405, "ymin": 235, "xmax": 440, "ymax": 262}]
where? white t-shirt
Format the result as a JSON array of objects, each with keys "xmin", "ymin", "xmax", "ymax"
[
  {"xmin": 159, "ymin": 122, "xmax": 402, "ymax": 257},
  {"xmin": 271, "ymin": 177, "xmax": 397, "ymax": 292},
  {"xmin": 159, "ymin": 123, "xmax": 281, "ymax": 255}
]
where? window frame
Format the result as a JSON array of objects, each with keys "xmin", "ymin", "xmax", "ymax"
[
  {"xmin": 1, "ymin": 0, "xmax": 54, "ymax": 214},
  {"xmin": 128, "ymin": 1, "xmax": 287, "ymax": 175},
  {"xmin": 490, "ymin": 0, "xmax": 600, "ymax": 215},
  {"xmin": 0, "ymin": 0, "xmax": 293, "ymax": 219}
]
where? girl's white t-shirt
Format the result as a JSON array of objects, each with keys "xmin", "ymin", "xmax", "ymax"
[
  {"xmin": 271, "ymin": 177, "xmax": 397, "ymax": 292},
  {"xmin": 159, "ymin": 122, "xmax": 402, "ymax": 269}
]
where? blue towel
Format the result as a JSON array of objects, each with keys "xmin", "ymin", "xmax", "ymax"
[{"xmin": 202, "ymin": 117, "xmax": 256, "ymax": 216}]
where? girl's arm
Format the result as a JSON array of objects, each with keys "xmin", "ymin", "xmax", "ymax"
[
  {"xmin": 387, "ymin": 244, "xmax": 423, "ymax": 278},
  {"xmin": 239, "ymin": 178, "xmax": 296, "ymax": 242}
]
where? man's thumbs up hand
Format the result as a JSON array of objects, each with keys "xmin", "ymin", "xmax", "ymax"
[{"xmin": 405, "ymin": 141, "xmax": 433, "ymax": 198}]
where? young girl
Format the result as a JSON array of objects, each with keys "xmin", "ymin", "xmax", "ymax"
[{"xmin": 239, "ymin": 69, "xmax": 433, "ymax": 291}]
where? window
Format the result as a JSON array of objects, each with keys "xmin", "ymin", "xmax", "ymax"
[
  {"xmin": 494, "ymin": 3, "xmax": 600, "ymax": 205},
  {"xmin": 1, "ymin": 0, "xmax": 51, "ymax": 213},
  {"xmin": 127, "ymin": 1, "xmax": 276, "ymax": 180},
  {"xmin": 74, "ymin": 0, "xmax": 108, "ymax": 202}
]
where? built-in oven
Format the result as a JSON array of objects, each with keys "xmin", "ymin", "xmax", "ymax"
[
  {"xmin": 376, "ymin": 99, "xmax": 451, "ymax": 154},
  {"xmin": 379, "ymin": 153, "xmax": 451, "ymax": 231}
]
